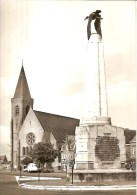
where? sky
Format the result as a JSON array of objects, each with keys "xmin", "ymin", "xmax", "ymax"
[{"xmin": 0, "ymin": 0, "xmax": 136, "ymax": 160}]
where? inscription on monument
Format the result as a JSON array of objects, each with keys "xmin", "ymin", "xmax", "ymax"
[
  {"xmin": 77, "ymin": 142, "xmax": 87, "ymax": 152},
  {"xmin": 95, "ymin": 136, "xmax": 120, "ymax": 161}
]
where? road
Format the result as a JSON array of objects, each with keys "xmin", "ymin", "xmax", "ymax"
[{"xmin": 0, "ymin": 173, "xmax": 136, "ymax": 195}]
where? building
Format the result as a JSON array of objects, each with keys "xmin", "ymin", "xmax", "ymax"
[
  {"xmin": 11, "ymin": 66, "xmax": 79, "ymax": 170},
  {"xmin": 130, "ymin": 136, "xmax": 136, "ymax": 159},
  {"xmin": 0, "ymin": 155, "xmax": 8, "ymax": 164},
  {"xmin": 124, "ymin": 129, "xmax": 136, "ymax": 160}
]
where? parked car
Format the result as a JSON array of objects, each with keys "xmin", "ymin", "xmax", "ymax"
[
  {"xmin": 23, "ymin": 163, "xmax": 40, "ymax": 173},
  {"xmin": 22, "ymin": 165, "xmax": 28, "ymax": 172}
]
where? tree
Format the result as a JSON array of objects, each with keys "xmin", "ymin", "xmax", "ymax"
[
  {"xmin": 21, "ymin": 156, "xmax": 33, "ymax": 165},
  {"xmin": 30, "ymin": 142, "xmax": 58, "ymax": 169}
]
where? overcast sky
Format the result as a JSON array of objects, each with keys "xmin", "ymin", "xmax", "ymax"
[{"xmin": 0, "ymin": 0, "xmax": 136, "ymax": 160}]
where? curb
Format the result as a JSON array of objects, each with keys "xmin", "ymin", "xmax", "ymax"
[
  {"xmin": 20, "ymin": 184, "xmax": 137, "ymax": 191},
  {"xmin": 16, "ymin": 176, "xmax": 61, "ymax": 181},
  {"xmin": 15, "ymin": 176, "xmax": 137, "ymax": 191}
]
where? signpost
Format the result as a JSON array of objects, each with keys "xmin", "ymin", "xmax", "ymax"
[
  {"xmin": 62, "ymin": 159, "xmax": 68, "ymax": 177},
  {"xmin": 69, "ymin": 160, "xmax": 75, "ymax": 184},
  {"xmin": 61, "ymin": 151, "xmax": 75, "ymax": 184}
]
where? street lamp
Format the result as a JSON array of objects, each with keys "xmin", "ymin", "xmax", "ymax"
[
  {"xmin": 69, "ymin": 159, "xmax": 75, "ymax": 184},
  {"xmin": 18, "ymin": 139, "xmax": 22, "ymax": 178},
  {"xmin": 37, "ymin": 161, "xmax": 41, "ymax": 182}
]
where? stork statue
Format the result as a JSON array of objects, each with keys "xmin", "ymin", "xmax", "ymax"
[{"xmin": 84, "ymin": 10, "xmax": 103, "ymax": 40}]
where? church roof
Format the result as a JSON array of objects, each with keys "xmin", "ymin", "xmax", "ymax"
[
  {"xmin": 124, "ymin": 129, "xmax": 136, "ymax": 144},
  {"xmin": 34, "ymin": 110, "xmax": 80, "ymax": 143},
  {"xmin": 13, "ymin": 66, "xmax": 31, "ymax": 98},
  {"xmin": 130, "ymin": 135, "xmax": 136, "ymax": 143}
]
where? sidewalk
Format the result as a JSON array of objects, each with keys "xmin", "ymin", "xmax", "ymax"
[{"xmin": 15, "ymin": 176, "xmax": 137, "ymax": 191}]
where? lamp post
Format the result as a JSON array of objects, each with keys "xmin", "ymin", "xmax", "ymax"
[
  {"xmin": 38, "ymin": 162, "xmax": 40, "ymax": 182},
  {"xmin": 65, "ymin": 161, "xmax": 68, "ymax": 177},
  {"xmin": 18, "ymin": 139, "xmax": 22, "ymax": 178},
  {"xmin": 69, "ymin": 160, "xmax": 75, "ymax": 184}
]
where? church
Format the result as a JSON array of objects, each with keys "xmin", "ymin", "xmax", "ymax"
[{"xmin": 10, "ymin": 66, "xmax": 79, "ymax": 170}]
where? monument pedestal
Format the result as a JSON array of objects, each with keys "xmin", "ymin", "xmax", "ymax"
[
  {"xmin": 69, "ymin": 123, "xmax": 131, "ymax": 183},
  {"xmin": 67, "ymin": 170, "xmax": 136, "ymax": 183},
  {"xmin": 74, "ymin": 124, "xmax": 126, "ymax": 171}
]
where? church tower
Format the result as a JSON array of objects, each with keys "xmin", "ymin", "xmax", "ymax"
[{"xmin": 11, "ymin": 66, "xmax": 33, "ymax": 169}]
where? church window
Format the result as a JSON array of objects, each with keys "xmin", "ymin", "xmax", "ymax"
[
  {"xmin": 26, "ymin": 105, "xmax": 30, "ymax": 115},
  {"xmin": 15, "ymin": 105, "xmax": 19, "ymax": 115},
  {"xmin": 29, "ymin": 146, "xmax": 32, "ymax": 153},
  {"xmin": 22, "ymin": 147, "xmax": 25, "ymax": 155},
  {"xmin": 58, "ymin": 149, "xmax": 61, "ymax": 163},
  {"xmin": 26, "ymin": 133, "xmax": 35, "ymax": 145},
  {"xmin": 132, "ymin": 147, "xmax": 135, "ymax": 155},
  {"xmin": 26, "ymin": 147, "xmax": 29, "ymax": 155}
]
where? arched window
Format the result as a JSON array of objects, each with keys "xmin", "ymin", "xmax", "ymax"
[
  {"xmin": 15, "ymin": 105, "xmax": 19, "ymax": 115},
  {"xmin": 26, "ymin": 147, "xmax": 29, "ymax": 155},
  {"xmin": 132, "ymin": 147, "xmax": 135, "ymax": 155},
  {"xmin": 22, "ymin": 147, "xmax": 25, "ymax": 155},
  {"xmin": 29, "ymin": 146, "xmax": 32, "ymax": 153},
  {"xmin": 58, "ymin": 148, "xmax": 61, "ymax": 162},
  {"xmin": 26, "ymin": 105, "xmax": 30, "ymax": 115}
]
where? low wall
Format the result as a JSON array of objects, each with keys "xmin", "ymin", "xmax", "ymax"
[{"xmin": 67, "ymin": 171, "xmax": 136, "ymax": 183}]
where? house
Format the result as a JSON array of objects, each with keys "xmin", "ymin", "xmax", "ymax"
[{"xmin": 0, "ymin": 155, "xmax": 8, "ymax": 164}]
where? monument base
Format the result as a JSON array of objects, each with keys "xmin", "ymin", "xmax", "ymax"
[
  {"xmin": 75, "ymin": 124, "xmax": 126, "ymax": 170},
  {"xmin": 67, "ymin": 170, "xmax": 136, "ymax": 183}
]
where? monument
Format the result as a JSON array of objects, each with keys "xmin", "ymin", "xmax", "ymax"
[{"xmin": 67, "ymin": 10, "xmax": 135, "ymax": 182}]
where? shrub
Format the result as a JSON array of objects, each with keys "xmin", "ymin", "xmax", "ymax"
[{"xmin": 78, "ymin": 173, "xmax": 84, "ymax": 182}]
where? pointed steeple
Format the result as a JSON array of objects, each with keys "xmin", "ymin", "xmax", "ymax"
[{"xmin": 13, "ymin": 66, "xmax": 31, "ymax": 98}]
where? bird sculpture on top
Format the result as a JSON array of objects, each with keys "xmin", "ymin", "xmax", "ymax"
[{"xmin": 84, "ymin": 10, "xmax": 103, "ymax": 40}]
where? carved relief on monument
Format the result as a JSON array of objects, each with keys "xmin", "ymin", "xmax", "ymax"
[
  {"xmin": 75, "ymin": 126, "xmax": 89, "ymax": 136},
  {"xmin": 95, "ymin": 136, "xmax": 120, "ymax": 161}
]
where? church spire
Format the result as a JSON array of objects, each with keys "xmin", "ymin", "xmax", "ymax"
[
  {"xmin": 13, "ymin": 66, "xmax": 31, "ymax": 98},
  {"xmin": 11, "ymin": 64, "xmax": 33, "ymax": 170}
]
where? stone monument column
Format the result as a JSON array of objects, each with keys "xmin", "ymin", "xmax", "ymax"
[
  {"xmin": 74, "ymin": 10, "xmax": 126, "ymax": 172},
  {"xmin": 81, "ymin": 33, "xmax": 111, "ymax": 125}
]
